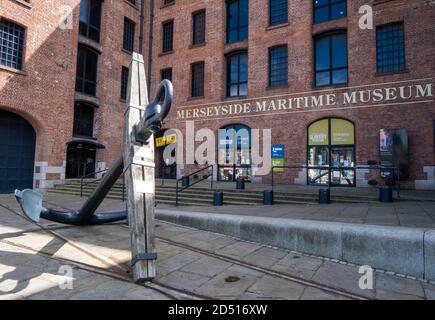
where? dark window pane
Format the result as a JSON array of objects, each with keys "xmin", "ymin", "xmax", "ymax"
[
  {"xmin": 191, "ymin": 62, "xmax": 205, "ymax": 97},
  {"xmin": 161, "ymin": 68, "xmax": 172, "ymax": 81},
  {"xmin": 75, "ymin": 46, "xmax": 98, "ymax": 96},
  {"xmin": 269, "ymin": 0, "xmax": 288, "ymax": 26},
  {"xmin": 226, "ymin": 52, "xmax": 248, "ymax": 97},
  {"xmin": 376, "ymin": 23, "xmax": 406, "ymax": 73},
  {"xmin": 227, "ymin": 0, "xmax": 249, "ymax": 43},
  {"xmin": 193, "ymin": 11, "xmax": 206, "ymax": 45},
  {"xmin": 162, "ymin": 21, "xmax": 174, "ymax": 52},
  {"xmin": 315, "ymin": 36, "xmax": 330, "ymax": 71},
  {"xmin": 0, "ymin": 18, "xmax": 25, "ymax": 70},
  {"xmin": 314, "ymin": 33, "xmax": 348, "ymax": 87},
  {"xmin": 313, "ymin": 0, "xmax": 346, "ymax": 24},
  {"xmin": 79, "ymin": 0, "xmax": 101, "ymax": 42},
  {"xmin": 123, "ymin": 18, "xmax": 136, "ymax": 52},
  {"xmin": 73, "ymin": 103, "xmax": 94, "ymax": 137},
  {"xmin": 120, "ymin": 67, "xmax": 129, "ymax": 100},
  {"xmin": 269, "ymin": 45, "xmax": 288, "ymax": 86}
]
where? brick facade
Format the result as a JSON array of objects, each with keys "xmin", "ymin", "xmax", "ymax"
[
  {"xmin": 150, "ymin": 0, "xmax": 435, "ymax": 190},
  {"xmin": 1, "ymin": 0, "xmax": 434, "ymax": 192},
  {"xmin": 0, "ymin": 0, "xmax": 145, "ymax": 191}
]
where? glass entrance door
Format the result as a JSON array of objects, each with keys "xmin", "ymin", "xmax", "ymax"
[{"xmin": 307, "ymin": 118, "xmax": 355, "ymax": 187}]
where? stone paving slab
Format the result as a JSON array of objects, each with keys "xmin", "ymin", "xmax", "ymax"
[{"xmin": 1, "ymin": 194, "xmax": 435, "ymax": 300}]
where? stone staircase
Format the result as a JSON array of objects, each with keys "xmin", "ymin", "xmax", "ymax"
[{"xmin": 47, "ymin": 179, "xmax": 381, "ymax": 206}]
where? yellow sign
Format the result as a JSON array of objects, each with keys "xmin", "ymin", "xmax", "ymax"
[
  {"xmin": 156, "ymin": 134, "xmax": 177, "ymax": 147},
  {"xmin": 308, "ymin": 119, "xmax": 329, "ymax": 145},
  {"xmin": 272, "ymin": 158, "xmax": 285, "ymax": 172},
  {"xmin": 331, "ymin": 119, "xmax": 354, "ymax": 145}
]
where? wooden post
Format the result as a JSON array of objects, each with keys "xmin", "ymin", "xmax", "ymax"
[{"xmin": 123, "ymin": 53, "xmax": 156, "ymax": 282}]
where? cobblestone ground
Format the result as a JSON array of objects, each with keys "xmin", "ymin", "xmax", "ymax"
[{"xmin": 0, "ymin": 194, "xmax": 434, "ymax": 300}]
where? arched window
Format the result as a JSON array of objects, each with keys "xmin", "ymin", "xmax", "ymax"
[
  {"xmin": 218, "ymin": 124, "xmax": 251, "ymax": 181},
  {"xmin": 307, "ymin": 118, "xmax": 355, "ymax": 186},
  {"xmin": 314, "ymin": 32, "xmax": 348, "ymax": 87},
  {"xmin": 226, "ymin": 51, "xmax": 248, "ymax": 97}
]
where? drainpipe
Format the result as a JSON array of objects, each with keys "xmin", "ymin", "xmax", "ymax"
[
  {"xmin": 146, "ymin": 0, "xmax": 155, "ymax": 96},
  {"xmin": 139, "ymin": 0, "xmax": 145, "ymax": 54}
]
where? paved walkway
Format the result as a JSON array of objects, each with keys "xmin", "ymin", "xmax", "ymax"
[{"xmin": 0, "ymin": 194, "xmax": 434, "ymax": 300}]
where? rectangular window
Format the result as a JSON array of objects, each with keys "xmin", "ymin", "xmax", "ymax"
[
  {"xmin": 123, "ymin": 18, "xmax": 136, "ymax": 52},
  {"xmin": 376, "ymin": 23, "xmax": 406, "ymax": 73},
  {"xmin": 161, "ymin": 68, "xmax": 172, "ymax": 81},
  {"xmin": 315, "ymin": 33, "xmax": 348, "ymax": 87},
  {"xmin": 164, "ymin": 0, "xmax": 174, "ymax": 5},
  {"xmin": 75, "ymin": 46, "xmax": 98, "ymax": 96},
  {"xmin": 192, "ymin": 11, "xmax": 206, "ymax": 45},
  {"xmin": 0, "ymin": 18, "xmax": 25, "ymax": 70},
  {"xmin": 269, "ymin": 45, "xmax": 288, "ymax": 86},
  {"xmin": 227, "ymin": 0, "xmax": 248, "ymax": 43},
  {"xmin": 73, "ymin": 103, "xmax": 94, "ymax": 138},
  {"xmin": 79, "ymin": 0, "xmax": 102, "ymax": 42},
  {"xmin": 227, "ymin": 52, "xmax": 248, "ymax": 97},
  {"xmin": 120, "ymin": 67, "xmax": 129, "ymax": 100},
  {"xmin": 162, "ymin": 20, "xmax": 174, "ymax": 53},
  {"xmin": 269, "ymin": 0, "xmax": 288, "ymax": 26},
  {"xmin": 191, "ymin": 62, "xmax": 205, "ymax": 97},
  {"xmin": 314, "ymin": 0, "xmax": 346, "ymax": 24},
  {"xmin": 127, "ymin": 0, "xmax": 137, "ymax": 5}
]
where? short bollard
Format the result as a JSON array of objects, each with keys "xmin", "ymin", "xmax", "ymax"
[
  {"xmin": 379, "ymin": 186, "xmax": 393, "ymax": 203},
  {"xmin": 214, "ymin": 191, "xmax": 223, "ymax": 206},
  {"xmin": 236, "ymin": 177, "xmax": 245, "ymax": 190},
  {"xmin": 263, "ymin": 190, "xmax": 273, "ymax": 205},
  {"xmin": 319, "ymin": 188, "xmax": 330, "ymax": 204},
  {"xmin": 181, "ymin": 176, "xmax": 190, "ymax": 188}
]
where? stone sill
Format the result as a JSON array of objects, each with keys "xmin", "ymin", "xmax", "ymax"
[
  {"xmin": 266, "ymin": 22, "xmax": 290, "ymax": 31},
  {"xmin": 124, "ymin": 0, "xmax": 139, "ymax": 10},
  {"xmin": 159, "ymin": 50, "xmax": 174, "ymax": 57},
  {"xmin": 375, "ymin": 69, "xmax": 410, "ymax": 77},
  {"xmin": 9, "ymin": 0, "xmax": 32, "ymax": 9},
  {"xmin": 0, "ymin": 64, "xmax": 27, "ymax": 76}
]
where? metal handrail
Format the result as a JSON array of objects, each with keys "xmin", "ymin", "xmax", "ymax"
[
  {"xmin": 271, "ymin": 164, "xmax": 400, "ymax": 198},
  {"xmin": 175, "ymin": 165, "xmax": 214, "ymax": 206},
  {"xmin": 79, "ymin": 168, "xmax": 109, "ymax": 197}
]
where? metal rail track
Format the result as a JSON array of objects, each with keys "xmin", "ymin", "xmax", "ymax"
[
  {"xmin": 0, "ymin": 203, "xmax": 213, "ymax": 300},
  {"xmin": 2, "ymin": 201, "xmax": 369, "ymax": 300}
]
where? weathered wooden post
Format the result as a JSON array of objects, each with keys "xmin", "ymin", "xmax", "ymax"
[{"xmin": 123, "ymin": 53, "xmax": 157, "ymax": 282}]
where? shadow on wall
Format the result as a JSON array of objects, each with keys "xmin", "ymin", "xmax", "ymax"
[{"xmin": 0, "ymin": 2, "xmax": 80, "ymax": 192}]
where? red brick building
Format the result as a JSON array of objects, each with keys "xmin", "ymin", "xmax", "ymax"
[
  {"xmin": 0, "ymin": 0, "xmax": 146, "ymax": 193},
  {"xmin": 1, "ymin": 0, "xmax": 434, "ymax": 193},
  {"xmin": 150, "ymin": 0, "xmax": 435, "ymax": 190}
]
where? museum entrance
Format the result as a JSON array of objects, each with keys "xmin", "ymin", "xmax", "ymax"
[
  {"xmin": 0, "ymin": 110, "xmax": 36, "ymax": 193},
  {"xmin": 218, "ymin": 124, "xmax": 252, "ymax": 182},
  {"xmin": 155, "ymin": 129, "xmax": 177, "ymax": 179},
  {"xmin": 307, "ymin": 118, "xmax": 356, "ymax": 187}
]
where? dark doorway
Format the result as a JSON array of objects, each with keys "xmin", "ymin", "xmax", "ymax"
[
  {"xmin": 0, "ymin": 110, "xmax": 36, "ymax": 193},
  {"xmin": 155, "ymin": 130, "xmax": 177, "ymax": 179},
  {"xmin": 66, "ymin": 143, "xmax": 96, "ymax": 179}
]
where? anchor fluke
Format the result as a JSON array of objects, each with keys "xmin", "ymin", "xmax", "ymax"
[{"xmin": 15, "ymin": 189, "xmax": 43, "ymax": 223}]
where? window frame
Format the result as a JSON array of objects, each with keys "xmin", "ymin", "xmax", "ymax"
[
  {"xmin": 226, "ymin": 0, "xmax": 249, "ymax": 44},
  {"xmin": 120, "ymin": 66, "xmax": 129, "ymax": 101},
  {"xmin": 73, "ymin": 102, "xmax": 95, "ymax": 138},
  {"xmin": 226, "ymin": 50, "xmax": 248, "ymax": 97},
  {"xmin": 314, "ymin": 31, "xmax": 348, "ymax": 88},
  {"xmin": 0, "ymin": 18, "xmax": 26, "ymax": 71},
  {"xmin": 75, "ymin": 45, "xmax": 99, "ymax": 96},
  {"xmin": 191, "ymin": 61, "xmax": 205, "ymax": 98},
  {"xmin": 269, "ymin": 0, "xmax": 288, "ymax": 27},
  {"xmin": 162, "ymin": 20, "xmax": 174, "ymax": 53},
  {"xmin": 313, "ymin": 0, "xmax": 347, "ymax": 25},
  {"xmin": 376, "ymin": 22, "xmax": 406, "ymax": 74},
  {"xmin": 268, "ymin": 44, "xmax": 288, "ymax": 87},
  {"xmin": 123, "ymin": 17, "xmax": 136, "ymax": 52},
  {"xmin": 192, "ymin": 9, "xmax": 206, "ymax": 46},
  {"xmin": 79, "ymin": 0, "xmax": 102, "ymax": 43}
]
